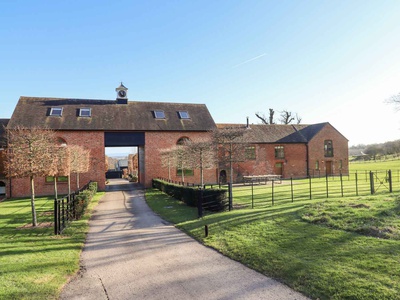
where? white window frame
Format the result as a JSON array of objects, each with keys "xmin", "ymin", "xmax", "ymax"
[
  {"xmin": 50, "ymin": 107, "xmax": 63, "ymax": 117},
  {"xmin": 154, "ymin": 110, "xmax": 166, "ymax": 119},
  {"xmin": 79, "ymin": 108, "xmax": 92, "ymax": 117},
  {"xmin": 178, "ymin": 111, "xmax": 190, "ymax": 119}
]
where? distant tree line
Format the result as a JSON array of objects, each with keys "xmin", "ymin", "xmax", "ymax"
[{"xmin": 350, "ymin": 139, "xmax": 400, "ymax": 160}]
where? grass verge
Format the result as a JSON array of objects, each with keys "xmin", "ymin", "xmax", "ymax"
[
  {"xmin": 146, "ymin": 188, "xmax": 400, "ymax": 300},
  {"xmin": 0, "ymin": 192, "xmax": 105, "ymax": 300}
]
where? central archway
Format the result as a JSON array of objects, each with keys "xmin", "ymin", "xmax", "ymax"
[{"xmin": 104, "ymin": 132, "xmax": 145, "ymax": 183}]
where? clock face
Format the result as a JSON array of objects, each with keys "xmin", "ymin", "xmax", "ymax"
[{"xmin": 118, "ymin": 90, "xmax": 126, "ymax": 98}]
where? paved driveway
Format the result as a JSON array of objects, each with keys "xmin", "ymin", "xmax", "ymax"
[{"xmin": 60, "ymin": 179, "xmax": 308, "ymax": 300}]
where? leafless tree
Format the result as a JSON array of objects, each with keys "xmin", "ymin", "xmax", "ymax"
[
  {"xmin": 185, "ymin": 138, "xmax": 217, "ymax": 186},
  {"xmin": 386, "ymin": 92, "xmax": 400, "ymax": 111},
  {"xmin": 255, "ymin": 108, "xmax": 275, "ymax": 124},
  {"xmin": 160, "ymin": 148, "xmax": 175, "ymax": 180},
  {"xmin": 212, "ymin": 126, "xmax": 248, "ymax": 185},
  {"xmin": 279, "ymin": 110, "xmax": 295, "ymax": 124},
  {"xmin": 69, "ymin": 145, "xmax": 90, "ymax": 190},
  {"xmin": 49, "ymin": 145, "xmax": 70, "ymax": 199},
  {"xmin": 5, "ymin": 126, "xmax": 57, "ymax": 226},
  {"xmin": 256, "ymin": 108, "xmax": 302, "ymax": 124}
]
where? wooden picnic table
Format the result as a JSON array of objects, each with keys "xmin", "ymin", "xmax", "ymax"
[{"xmin": 243, "ymin": 175, "xmax": 282, "ymax": 184}]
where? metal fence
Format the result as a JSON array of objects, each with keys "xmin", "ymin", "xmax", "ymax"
[
  {"xmin": 54, "ymin": 181, "xmax": 91, "ymax": 235},
  {"xmin": 230, "ymin": 170, "xmax": 398, "ymax": 209}
]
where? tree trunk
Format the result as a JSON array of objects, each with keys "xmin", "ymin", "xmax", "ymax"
[
  {"xmin": 30, "ymin": 176, "xmax": 37, "ymax": 227},
  {"xmin": 54, "ymin": 176, "xmax": 58, "ymax": 199},
  {"xmin": 76, "ymin": 172, "xmax": 80, "ymax": 190}
]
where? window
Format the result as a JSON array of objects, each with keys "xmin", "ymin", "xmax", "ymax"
[
  {"xmin": 315, "ymin": 160, "xmax": 319, "ymax": 170},
  {"xmin": 79, "ymin": 108, "xmax": 91, "ymax": 117},
  {"xmin": 178, "ymin": 111, "xmax": 190, "ymax": 119},
  {"xmin": 153, "ymin": 110, "xmax": 165, "ymax": 119},
  {"xmin": 46, "ymin": 176, "xmax": 68, "ymax": 183},
  {"xmin": 176, "ymin": 169, "xmax": 194, "ymax": 176},
  {"xmin": 177, "ymin": 137, "xmax": 190, "ymax": 145},
  {"xmin": 245, "ymin": 146, "xmax": 256, "ymax": 160},
  {"xmin": 324, "ymin": 140, "xmax": 334, "ymax": 157},
  {"xmin": 275, "ymin": 146, "xmax": 285, "ymax": 159},
  {"xmin": 50, "ymin": 107, "xmax": 63, "ymax": 117}
]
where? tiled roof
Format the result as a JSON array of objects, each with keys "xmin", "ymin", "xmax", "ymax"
[
  {"xmin": 217, "ymin": 123, "xmax": 336, "ymax": 143},
  {"xmin": 0, "ymin": 119, "xmax": 9, "ymax": 147},
  {"xmin": 8, "ymin": 97, "xmax": 216, "ymax": 131}
]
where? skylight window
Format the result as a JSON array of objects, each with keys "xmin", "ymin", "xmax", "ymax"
[
  {"xmin": 50, "ymin": 107, "xmax": 63, "ymax": 117},
  {"xmin": 178, "ymin": 111, "xmax": 190, "ymax": 119},
  {"xmin": 79, "ymin": 108, "xmax": 91, "ymax": 117},
  {"xmin": 154, "ymin": 110, "xmax": 165, "ymax": 119}
]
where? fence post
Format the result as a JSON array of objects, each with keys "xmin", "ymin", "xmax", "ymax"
[
  {"xmin": 61, "ymin": 198, "xmax": 65, "ymax": 229},
  {"xmin": 272, "ymin": 180, "xmax": 274, "ymax": 206},
  {"xmin": 325, "ymin": 174, "xmax": 329, "ymax": 198},
  {"xmin": 370, "ymin": 171, "xmax": 375, "ymax": 194},
  {"xmin": 228, "ymin": 182, "xmax": 233, "ymax": 211},
  {"xmin": 197, "ymin": 189, "xmax": 203, "ymax": 218},
  {"xmin": 340, "ymin": 172, "xmax": 344, "ymax": 197},
  {"xmin": 54, "ymin": 198, "xmax": 59, "ymax": 235},
  {"xmin": 355, "ymin": 171, "xmax": 358, "ymax": 196},
  {"xmin": 251, "ymin": 181, "xmax": 254, "ymax": 209},
  {"xmin": 388, "ymin": 170, "xmax": 393, "ymax": 193},
  {"xmin": 291, "ymin": 177, "xmax": 294, "ymax": 202}
]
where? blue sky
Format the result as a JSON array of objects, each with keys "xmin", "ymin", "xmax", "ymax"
[{"xmin": 1, "ymin": 0, "xmax": 400, "ymax": 147}]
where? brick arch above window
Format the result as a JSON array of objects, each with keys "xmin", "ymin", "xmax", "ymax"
[{"xmin": 177, "ymin": 137, "xmax": 191, "ymax": 145}]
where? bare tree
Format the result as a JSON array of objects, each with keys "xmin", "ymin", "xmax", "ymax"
[
  {"xmin": 49, "ymin": 145, "xmax": 70, "ymax": 199},
  {"xmin": 186, "ymin": 138, "xmax": 217, "ymax": 186},
  {"xmin": 255, "ymin": 108, "xmax": 275, "ymax": 124},
  {"xmin": 256, "ymin": 108, "xmax": 302, "ymax": 124},
  {"xmin": 386, "ymin": 92, "xmax": 400, "ymax": 111},
  {"xmin": 279, "ymin": 110, "xmax": 295, "ymax": 124},
  {"xmin": 69, "ymin": 145, "xmax": 90, "ymax": 190},
  {"xmin": 5, "ymin": 126, "xmax": 57, "ymax": 226},
  {"xmin": 160, "ymin": 148, "xmax": 175, "ymax": 180},
  {"xmin": 212, "ymin": 126, "xmax": 248, "ymax": 185}
]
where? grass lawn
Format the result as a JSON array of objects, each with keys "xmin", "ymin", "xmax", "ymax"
[
  {"xmin": 0, "ymin": 192, "xmax": 104, "ymax": 300},
  {"xmin": 146, "ymin": 188, "xmax": 400, "ymax": 300}
]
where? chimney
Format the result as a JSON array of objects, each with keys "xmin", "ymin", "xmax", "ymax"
[{"xmin": 246, "ymin": 116, "xmax": 250, "ymax": 129}]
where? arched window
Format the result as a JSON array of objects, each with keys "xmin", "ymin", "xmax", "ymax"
[
  {"xmin": 57, "ymin": 137, "xmax": 67, "ymax": 147},
  {"xmin": 176, "ymin": 137, "xmax": 193, "ymax": 177},
  {"xmin": 177, "ymin": 137, "xmax": 190, "ymax": 145}
]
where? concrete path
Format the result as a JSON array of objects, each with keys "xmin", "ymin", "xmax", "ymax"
[{"xmin": 60, "ymin": 179, "xmax": 308, "ymax": 300}]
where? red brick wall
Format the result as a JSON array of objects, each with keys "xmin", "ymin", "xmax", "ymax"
[
  {"xmin": 307, "ymin": 123, "xmax": 349, "ymax": 177},
  {"xmin": 221, "ymin": 143, "xmax": 308, "ymax": 182},
  {"xmin": 144, "ymin": 131, "xmax": 218, "ymax": 187},
  {"xmin": 10, "ymin": 131, "xmax": 106, "ymax": 198}
]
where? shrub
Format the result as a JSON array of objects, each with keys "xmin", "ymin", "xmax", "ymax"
[
  {"xmin": 74, "ymin": 182, "xmax": 97, "ymax": 219},
  {"xmin": 152, "ymin": 179, "xmax": 228, "ymax": 212}
]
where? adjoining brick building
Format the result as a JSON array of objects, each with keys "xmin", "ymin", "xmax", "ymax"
[
  {"xmin": 0, "ymin": 119, "xmax": 9, "ymax": 198},
  {"xmin": 2, "ymin": 84, "xmax": 348, "ymax": 198},
  {"xmin": 217, "ymin": 123, "xmax": 349, "ymax": 183}
]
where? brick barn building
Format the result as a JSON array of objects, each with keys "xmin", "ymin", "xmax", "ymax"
[
  {"xmin": 1, "ymin": 84, "xmax": 348, "ymax": 198},
  {"xmin": 217, "ymin": 122, "xmax": 349, "ymax": 183}
]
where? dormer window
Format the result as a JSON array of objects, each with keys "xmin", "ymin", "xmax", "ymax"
[
  {"xmin": 50, "ymin": 107, "xmax": 63, "ymax": 117},
  {"xmin": 153, "ymin": 110, "xmax": 165, "ymax": 119},
  {"xmin": 178, "ymin": 111, "xmax": 190, "ymax": 119},
  {"xmin": 79, "ymin": 108, "xmax": 91, "ymax": 117}
]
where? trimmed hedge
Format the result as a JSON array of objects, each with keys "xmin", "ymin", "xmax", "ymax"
[
  {"xmin": 152, "ymin": 179, "xmax": 228, "ymax": 212},
  {"xmin": 74, "ymin": 182, "xmax": 98, "ymax": 219}
]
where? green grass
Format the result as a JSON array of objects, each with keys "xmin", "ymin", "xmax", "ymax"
[
  {"xmin": 0, "ymin": 192, "xmax": 105, "ymax": 300},
  {"xmin": 146, "ymin": 188, "xmax": 400, "ymax": 300},
  {"xmin": 350, "ymin": 157, "xmax": 400, "ymax": 172}
]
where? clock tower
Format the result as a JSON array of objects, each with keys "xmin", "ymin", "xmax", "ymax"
[{"xmin": 116, "ymin": 82, "xmax": 128, "ymax": 104}]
